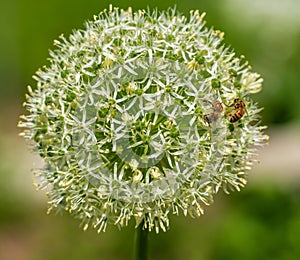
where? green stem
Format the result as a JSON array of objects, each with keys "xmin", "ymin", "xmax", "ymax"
[{"xmin": 134, "ymin": 222, "xmax": 148, "ymax": 260}]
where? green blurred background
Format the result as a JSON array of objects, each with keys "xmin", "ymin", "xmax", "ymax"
[{"xmin": 1, "ymin": 0, "xmax": 300, "ymax": 259}]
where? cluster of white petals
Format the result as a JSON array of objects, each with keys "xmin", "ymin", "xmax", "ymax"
[{"xmin": 19, "ymin": 6, "xmax": 267, "ymax": 233}]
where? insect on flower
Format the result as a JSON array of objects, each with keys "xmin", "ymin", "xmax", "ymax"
[
  {"xmin": 227, "ymin": 98, "xmax": 247, "ymax": 123},
  {"xmin": 203, "ymin": 99, "xmax": 224, "ymax": 124}
]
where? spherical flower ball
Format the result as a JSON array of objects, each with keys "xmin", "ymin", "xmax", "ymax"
[{"xmin": 19, "ymin": 6, "xmax": 268, "ymax": 233}]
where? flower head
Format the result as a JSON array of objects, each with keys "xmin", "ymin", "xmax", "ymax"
[{"xmin": 19, "ymin": 6, "xmax": 268, "ymax": 233}]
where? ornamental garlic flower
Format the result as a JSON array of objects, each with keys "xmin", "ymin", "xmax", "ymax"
[{"xmin": 19, "ymin": 6, "xmax": 267, "ymax": 233}]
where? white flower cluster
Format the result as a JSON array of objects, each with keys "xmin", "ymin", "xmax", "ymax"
[{"xmin": 19, "ymin": 6, "xmax": 267, "ymax": 233}]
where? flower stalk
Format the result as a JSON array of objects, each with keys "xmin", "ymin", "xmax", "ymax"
[{"xmin": 135, "ymin": 221, "xmax": 149, "ymax": 260}]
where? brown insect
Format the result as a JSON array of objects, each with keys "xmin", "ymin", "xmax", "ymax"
[
  {"xmin": 227, "ymin": 98, "xmax": 247, "ymax": 123},
  {"xmin": 204, "ymin": 100, "xmax": 223, "ymax": 124}
]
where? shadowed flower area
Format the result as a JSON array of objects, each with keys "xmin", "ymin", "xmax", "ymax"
[{"xmin": 19, "ymin": 6, "xmax": 267, "ymax": 234}]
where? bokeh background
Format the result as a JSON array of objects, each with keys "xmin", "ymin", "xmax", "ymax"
[{"xmin": 1, "ymin": 0, "xmax": 300, "ymax": 259}]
